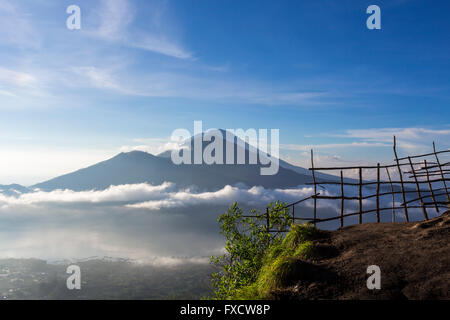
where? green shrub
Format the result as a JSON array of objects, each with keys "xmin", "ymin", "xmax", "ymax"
[
  {"xmin": 210, "ymin": 203, "xmax": 317, "ymax": 300},
  {"xmin": 210, "ymin": 202, "xmax": 291, "ymax": 299}
]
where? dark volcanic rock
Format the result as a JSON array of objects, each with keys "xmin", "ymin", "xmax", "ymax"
[{"xmin": 272, "ymin": 210, "xmax": 450, "ymax": 300}]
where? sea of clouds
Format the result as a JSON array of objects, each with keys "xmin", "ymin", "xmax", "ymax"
[{"xmin": 0, "ymin": 182, "xmax": 433, "ymax": 263}]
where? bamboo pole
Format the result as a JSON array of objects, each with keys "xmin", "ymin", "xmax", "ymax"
[
  {"xmin": 376, "ymin": 163, "xmax": 380, "ymax": 223},
  {"xmin": 277, "ymin": 193, "xmax": 319, "ymax": 209},
  {"xmin": 405, "ymin": 168, "xmax": 449, "ymax": 174},
  {"xmin": 415, "ymin": 161, "xmax": 450, "ymax": 171},
  {"xmin": 424, "ymin": 159, "xmax": 439, "ymax": 214},
  {"xmin": 396, "ymin": 149, "xmax": 450, "ymax": 161},
  {"xmin": 400, "ymin": 192, "xmax": 448, "ymax": 206},
  {"xmin": 433, "ymin": 142, "xmax": 449, "ymax": 201},
  {"xmin": 408, "ymin": 156, "xmax": 429, "ymax": 220},
  {"xmin": 408, "ymin": 172, "xmax": 450, "ymax": 178},
  {"xmin": 292, "ymin": 205, "xmax": 295, "ymax": 225},
  {"xmin": 313, "ymin": 188, "xmax": 445, "ymax": 199},
  {"xmin": 340, "ymin": 170, "xmax": 344, "ymax": 228},
  {"xmin": 393, "ymin": 136, "xmax": 409, "ymax": 222},
  {"xmin": 305, "ymin": 178, "xmax": 449, "ymax": 186},
  {"xmin": 313, "ymin": 205, "xmax": 449, "ymax": 223},
  {"xmin": 359, "ymin": 167, "xmax": 363, "ymax": 224},
  {"xmin": 311, "ymin": 149, "xmax": 317, "ymax": 226},
  {"xmin": 386, "ymin": 167, "xmax": 395, "ymax": 222},
  {"xmin": 308, "ymin": 161, "xmax": 438, "ymax": 171}
]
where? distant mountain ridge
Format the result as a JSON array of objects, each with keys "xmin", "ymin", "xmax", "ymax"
[
  {"xmin": 0, "ymin": 131, "xmax": 348, "ymax": 192},
  {"xmin": 0, "ymin": 184, "xmax": 30, "ymax": 196},
  {"xmin": 31, "ymin": 150, "xmax": 314, "ymax": 191},
  {"xmin": 30, "ymin": 131, "xmax": 341, "ymax": 192}
]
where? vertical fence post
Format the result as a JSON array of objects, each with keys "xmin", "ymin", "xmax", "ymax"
[
  {"xmin": 424, "ymin": 159, "xmax": 439, "ymax": 214},
  {"xmin": 386, "ymin": 167, "xmax": 395, "ymax": 222},
  {"xmin": 340, "ymin": 170, "xmax": 344, "ymax": 228},
  {"xmin": 408, "ymin": 156, "xmax": 429, "ymax": 220},
  {"xmin": 311, "ymin": 149, "xmax": 317, "ymax": 226},
  {"xmin": 433, "ymin": 142, "xmax": 449, "ymax": 201},
  {"xmin": 393, "ymin": 136, "xmax": 409, "ymax": 222},
  {"xmin": 292, "ymin": 205, "xmax": 295, "ymax": 225},
  {"xmin": 376, "ymin": 163, "xmax": 380, "ymax": 223},
  {"xmin": 359, "ymin": 167, "xmax": 363, "ymax": 224}
]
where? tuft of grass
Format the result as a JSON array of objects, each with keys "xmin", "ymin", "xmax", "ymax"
[{"xmin": 231, "ymin": 223, "xmax": 317, "ymax": 299}]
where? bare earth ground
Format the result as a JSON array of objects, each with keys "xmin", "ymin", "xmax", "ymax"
[{"xmin": 272, "ymin": 210, "xmax": 450, "ymax": 300}]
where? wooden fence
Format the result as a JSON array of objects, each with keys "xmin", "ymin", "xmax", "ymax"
[{"xmin": 260, "ymin": 136, "xmax": 449, "ymax": 231}]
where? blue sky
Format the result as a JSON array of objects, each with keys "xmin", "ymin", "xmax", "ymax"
[{"xmin": 0, "ymin": 0, "xmax": 449, "ymax": 184}]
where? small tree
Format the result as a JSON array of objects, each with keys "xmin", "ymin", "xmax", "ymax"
[{"xmin": 210, "ymin": 201, "xmax": 291, "ymax": 299}]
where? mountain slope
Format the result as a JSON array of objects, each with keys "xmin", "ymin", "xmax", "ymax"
[
  {"xmin": 0, "ymin": 184, "xmax": 30, "ymax": 196},
  {"xmin": 32, "ymin": 151, "xmax": 314, "ymax": 191},
  {"xmin": 32, "ymin": 130, "xmax": 342, "ymax": 191}
]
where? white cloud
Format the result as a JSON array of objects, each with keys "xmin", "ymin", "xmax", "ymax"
[
  {"xmin": 281, "ymin": 141, "xmax": 390, "ymax": 152},
  {"xmin": 281, "ymin": 127, "xmax": 450, "ymax": 153},
  {"xmin": 129, "ymin": 33, "xmax": 192, "ymax": 60},
  {"xmin": 119, "ymin": 137, "xmax": 180, "ymax": 155},
  {"xmin": 96, "ymin": 0, "xmax": 134, "ymax": 40},
  {"xmin": 0, "ymin": 65, "xmax": 58, "ymax": 102},
  {"xmin": 1, "ymin": 181, "xmax": 434, "ymax": 224},
  {"xmin": 0, "ymin": 66, "xmax": 45, "ymax": 99},
  {"xmin": 0, "ymin": 182, "xmax": 314, "ymax": 211},
  {"xmin": 279, "ymin": 127, "xmax": 450, "ymax": 183},
  {"xmin": 70, "ymin": 66, "xmax": 127, "ymax": 93},
  {"xmin": 0, "ymin": 0, "xmax": 40, "ymax": 48},
  {"xmin": 0, "ymin": 67, "xmax": 36, "ymax": 88},
  {"xmin": 62, "ymin": 66, "xmax": 327, "ymax": 105},
  {"xmin": 0, "ymin": 89, "xmax": 16, "ymax": 97},
  {"xmin": 93, "ymin": 0, "xmax": 192, "ymax": 59},
  {"xmin": 0, "ymin": 182, "xmax": 174, "ymax": 207},
  {"xmin": 127, "ymin": 185, "xmax": 315, "ymax": 210},
  {"xmin": 332, "ymin": 127, "xmax": 450, "ymax": 151},
  {"xmin": 0, "ymin": 181, "xmax": 436, "ymax": 261}
]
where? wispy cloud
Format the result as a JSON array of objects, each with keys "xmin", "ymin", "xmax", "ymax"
[
  {"xmin": 281, "ymin": 141, "xmax": 390, "ymax": 152},
  {"xmin": 95, "ymin": 0, "xmax": 134, "ymax": 40},
  {"xmin": 0, "ymin": 0, "xmax": 40, "ymax": 48},
  {"xmin": 331, "ymin": 127, "xmax": 450, "ymax": 151},
  {"xmin": 283, "ymin": 127, "xmax": 450, "ymax": 155},
  {"xmin": 129, "ymin": 36, "xmax": 192, "ymax": 60},
  {"xmin": 0, "ymin": 66, "xmax": 48, "ymax": 100},
  {"xmin": 279, "ymin": 126, "xmax": 450, "ymax": 178},
  {"xmin": 0, "ymin": 67, "xmax": 36, "ymax": 87},
  {"xmin": 0, "ymin": 1, "xmax": 330, "ymax": 106},
  {"xmin": 70, "ymin": 66, "xmax": 126, "ymax": 92},
  {"xmin": 62, "ymin": 66, "xmax": 328, "ymax": 105},
  {"xmin": 92, "ymin": 0, "xmax": 192, "ymax": 59}
]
